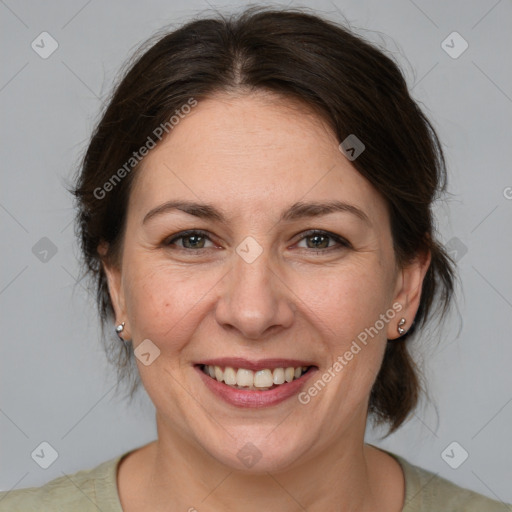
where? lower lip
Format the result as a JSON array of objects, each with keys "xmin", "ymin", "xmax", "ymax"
[{"xmin": 195, "ymin": 366, "xmax": 318, "ymax": 408}]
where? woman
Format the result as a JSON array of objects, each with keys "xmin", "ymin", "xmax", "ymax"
[{"xmin": 0, "ymin": 6, "xmax": 508, "ymax": 511}]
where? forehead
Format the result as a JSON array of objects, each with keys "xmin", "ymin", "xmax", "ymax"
[{"xmin": 128, "ymin": 92, "xmax": 387, "ymax": 224}]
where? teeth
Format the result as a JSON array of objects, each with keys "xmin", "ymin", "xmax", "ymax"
[
  {"xmin": 236, "ymin": 368, "xmax": 253, "ymax": 387},
  {"xmin": 285, "ymin": 367, "xmax": 295, "ymax": 382},
  {"xmin": 254, "ymin": 369, "xmax": 273, "ymax": 388},
  {"xmin": 273, "ymin": 368, "xmax": 285, "ymax": 385},
  {"xmin": 203, "ymin": 365, "xmax": 309, "ymax": 390},
  {"xmin": 223, "ymin": 366, "xmax": 237, "ymax": 385}
]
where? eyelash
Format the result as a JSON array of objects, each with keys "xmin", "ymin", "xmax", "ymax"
[{"xmin": 163, "ymin": 229, "xmax": 351, "ymax": 253}]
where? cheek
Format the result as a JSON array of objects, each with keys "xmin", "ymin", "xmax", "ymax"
[
  {"xmin": 296, "ymin": 259, "xmax": 394, "ymax": 339},
  {"xmin": 297, "ymin": 266, "xmax": 393, "ymax": 421},
  {"xmin": 123, "ymin": 260, "xmax": 221, "ymax": 346}
]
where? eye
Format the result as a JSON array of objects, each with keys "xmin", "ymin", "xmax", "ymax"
[
  {"xmin": 164, "ymin": 230, "xmax": 216, "ymax": 250},
  {"xmin": 295, "ymin": 230, "xmax": 351, "ymax": 252},
  {"xmin": 163, "ymin": 229, "xmax": 351, "ymax": 253}
]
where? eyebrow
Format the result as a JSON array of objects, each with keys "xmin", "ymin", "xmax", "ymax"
[{"xmin": 142, "ymin": 199, "xmax": 370, "ymax": 225}]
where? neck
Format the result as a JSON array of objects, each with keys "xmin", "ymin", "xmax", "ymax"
[{"xmin": 132, "ymin": 416, "xmax": 400, "ymax": 511}]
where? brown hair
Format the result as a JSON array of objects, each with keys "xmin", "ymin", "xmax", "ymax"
[{"xmin": 71, "ymin": 6, "xmax": 454, "ymax": 434}]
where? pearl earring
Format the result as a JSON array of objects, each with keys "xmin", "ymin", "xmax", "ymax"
[
  {"xmin": 397, "ymin": 318, "xmax": 406, "ymax": 336},
  {"xmin": 115, "ymin": 322, "xmax": 125, "ymax": 341}
]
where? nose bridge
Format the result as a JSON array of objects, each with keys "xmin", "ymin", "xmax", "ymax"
[{"xmin": 215, "ymin": 241, "xmax": 293, "ymax": 339}]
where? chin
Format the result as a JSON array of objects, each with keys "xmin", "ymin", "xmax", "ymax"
[{"xmin": 203, "ymin": 428, "xmax": 312, "ymax": 474}]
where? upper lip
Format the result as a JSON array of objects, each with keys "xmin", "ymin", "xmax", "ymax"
[{"xmin": 196, "ymin": 357, "xmax": 317, "ymax": 372}]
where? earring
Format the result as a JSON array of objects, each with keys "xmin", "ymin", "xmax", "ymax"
[
  {"xmin": 397, "ymin": 318, "xmax": 406, "ymax": 336},
  {"xmin": 115, "ymin": 322, "xmax": 125, "ymax": 341}
]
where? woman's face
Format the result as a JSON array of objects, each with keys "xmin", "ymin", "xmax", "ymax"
[{"xmin": 103, "ymin": 92, "xmax": 426, "ymax": 472}]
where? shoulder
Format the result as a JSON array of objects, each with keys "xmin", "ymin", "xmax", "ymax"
[
  {"xmin": 387, "ymin": 450, "xmax": 510, "ymax": 511},
  {"xmin": 0, "ymin": 452, "xmax": 128, "ymax": 512}
]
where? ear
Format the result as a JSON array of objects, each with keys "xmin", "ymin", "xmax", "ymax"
[
  {"xmin": 387, "ymin": 249, "xmax": 431, "ymax": 340},
  {"xmin": 98, "ymin": 241, "xmax": 130, "ymax": 340}
]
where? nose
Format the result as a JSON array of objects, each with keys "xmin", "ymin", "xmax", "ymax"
[{"xmin": 214, "ymin": 248, "xmax": 295, "ymax": 340}]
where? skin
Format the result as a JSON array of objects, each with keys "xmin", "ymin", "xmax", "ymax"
[{"xmin": 100, "ymin": 91, "xmax": 430, "ymax": 511}]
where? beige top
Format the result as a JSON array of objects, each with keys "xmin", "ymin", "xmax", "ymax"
[{"xmin": 0, "ymin": 446, "xmax": 509, "ymax": 511}]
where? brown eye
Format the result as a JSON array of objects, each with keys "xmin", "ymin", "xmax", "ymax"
[
  {"xmin": 181, "ymin": 234, "xmax": 206, "ymax": 248},
  {"xmin": 305, "ymin": 233, "xmax": 330, "ymax": 249},
  {"xmin": 296, "ymin": 230, "xmax": 351, "ymax": 251},
  {"xmin": 165, "ymin": 230, "xmax": 214, "ymax": 250}
]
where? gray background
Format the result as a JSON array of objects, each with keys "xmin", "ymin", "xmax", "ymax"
[{"xmin": 1, "ymin": 0, "xmax": 511, "ymax": 504}]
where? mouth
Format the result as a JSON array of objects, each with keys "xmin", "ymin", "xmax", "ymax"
[
  {"xmin": 194, "ymin": 358, "xmax": 318, "ymax": 408},
  {"xmin": 199, "ymin": 364, "xmax": 313, "ymax": 390}
]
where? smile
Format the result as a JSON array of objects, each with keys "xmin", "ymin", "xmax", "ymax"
[
  {"xmin": 194, "ymin": 360, "xmax": 318, "ymax": 408},
  {"xmin": 201, "ymin": 364, "xmax": 312, "ymax": 390}
]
